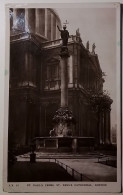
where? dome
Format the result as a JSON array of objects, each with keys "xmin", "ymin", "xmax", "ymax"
[{"xmin": 10, "ymin": 8, "xmax": 62, "ymax": 41}]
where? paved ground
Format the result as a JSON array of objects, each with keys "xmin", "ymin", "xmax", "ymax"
[
  {"xmin": 8, "ymin": 161, "xmax": 75, "ymax": 182},
  {"xmin": 16, "ymin": 152, "xmax": 117, "ymax": 182},
  {"xmin": 56, "ymin": 158, "xmax": 117, "ymax": 182}
]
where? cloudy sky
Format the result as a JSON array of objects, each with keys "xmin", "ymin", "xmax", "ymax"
[{"xmin": 56, "ymin": 6, "xmax": 117, "ymax": 127}]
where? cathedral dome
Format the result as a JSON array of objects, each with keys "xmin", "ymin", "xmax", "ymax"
[{"xmin": 10, "ymin": 8, "xmax": 62, "ymax": 41}]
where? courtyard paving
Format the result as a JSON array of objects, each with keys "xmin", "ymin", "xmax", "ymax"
[
  {"xmin": 8, "ymin": 161, "xmax": 75, "ymax": 182},
  {"xmin": 16, "ymin": 152, "xmax": 117, "ymax": 182},
  {"xmin": 56, "ymin": 158, "xmax": 117, "ymax": 182}
]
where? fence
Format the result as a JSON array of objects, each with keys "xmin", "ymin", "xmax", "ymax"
[
  {"xmin": 98, "ymin": 156, "xmax": 117, "ymax": 168},
  {"xmin": 48, "ymin": 158, "xmax": 93, "ymax": 181}
]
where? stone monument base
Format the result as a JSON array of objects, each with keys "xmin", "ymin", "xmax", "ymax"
[{"xmin": 33, "ymin": 137, "xmax": 95, "ymax": 153}]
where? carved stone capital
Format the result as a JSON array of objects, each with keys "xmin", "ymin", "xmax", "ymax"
[{"xmin": 60, "ymin": 46, "xmax": 70, "ymax": 58}]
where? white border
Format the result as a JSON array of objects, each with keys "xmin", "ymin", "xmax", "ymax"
[{"xmin": 0, "ymin": 1, "xmax": 122, "ymax": 194}]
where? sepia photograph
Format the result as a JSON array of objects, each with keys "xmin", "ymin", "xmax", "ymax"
[{"xmin": 3, "ymin": 2, "xmax": 121, "ymax": 193}]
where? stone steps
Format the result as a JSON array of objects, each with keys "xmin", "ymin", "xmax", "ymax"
[{"xmin": 18, "ymin": 152, "xmax": 104, "ymax": 159}]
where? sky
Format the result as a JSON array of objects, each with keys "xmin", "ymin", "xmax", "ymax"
[{"xmin": 56, "ymin": 7, "xmax": 117, "ymax": 128}]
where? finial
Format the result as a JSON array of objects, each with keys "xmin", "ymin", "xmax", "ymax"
[
  {"xmin": 76, "ymin": 28, "xmax": 80, "ymax": 37},
  {"xmin": 63, "ymin": 20, "xmax": 69, "ymax": 25},
  {"xmin": 92, "ymin": 43, "xmax": 96, "ymax": 54}
]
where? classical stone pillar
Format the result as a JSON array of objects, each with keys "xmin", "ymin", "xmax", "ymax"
[
  {"xmin": 25, "ymin": 52, "xmax": 29, "ymax": 85},
  {"xmin": 25, "ymin": 52, "xmax": 28, "ymax": 70},
  {"xmin": 53, "ymin": 47, "xmax": 75, "ymax": 137},
  {"xmin": 47, "ymin": 9, "xmax": 51, "ymax": 40},
  {"xmin": 72, "ymin": 138, "xmax": 77, "ymax": 153},
  {"xmin": 25, "ymin": 9, "xmax": 29, "ymax": 32},
  {"xmin": 104, "ymin": 108, "xmax": 111, "ymax": 144},
  {"xmin": 104, "ymin": 110, "xmax": 107, "ymax": 143},
  {"xmin": 39, "ymin": 103, "xmax": 42, "ymax": 136},
  {"xmin": 45, "ymin": 9, "xmax": 48, "ymax": 37},
  {"xmin": 68, "ymin": 55, "xmax": 73, "ymax": 88},
  {"xmin": 60, "ymin": 57, "xmax": 68, "ymax": 107},
  {"xmin": 25, "ymin": 100, "xmax": 30, "ymax": 145},
  {"xmin": 53, "ymin": 16, "xmax": 56, "ymax": 40},
  {"xmin": 104, "ymin": 110, "xmax": 108, "ymax": 144},
  {"xmin": 107, "ymin": 110, "xmax": 111, "ymax": 144},
  {"xmin": 56, "ymin": 21, "xmax": 58, "ymax": 39},
  {"xmin": 13, "ymin": 8, "xmax": 17, "ymax": 29},
  {"xmin": 99, "ymin": 111, "xmax": 104, "ymax": 144},
  {"xmin": 35, "ymin": 9, "xmax": 39, "ymax": 34},
  {"xmin": 51, "ymin": 13, "xmax": 53, "ymax": 41},
  {"xmin": 97, "ymin": 111, "xmax": 102, "ymax": 145}
]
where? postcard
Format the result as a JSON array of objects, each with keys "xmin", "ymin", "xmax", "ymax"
[{"xmin": 3, "ymin": 2, "xmax": 121, "ymax": 193}]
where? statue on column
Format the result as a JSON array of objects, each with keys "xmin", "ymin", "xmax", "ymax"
[{"xmin": 57, "ymin": 25, "xmax": 69, "ymax": 47}]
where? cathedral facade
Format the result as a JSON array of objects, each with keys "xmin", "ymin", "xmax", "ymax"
[{"xmin": 9, "ymin": 8, "xmax": 112, "ymax": 150}]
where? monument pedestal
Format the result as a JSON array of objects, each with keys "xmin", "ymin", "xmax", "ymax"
[{"xmin": 34, "ymin": 137, "xmax": 95, "ymax": 153}]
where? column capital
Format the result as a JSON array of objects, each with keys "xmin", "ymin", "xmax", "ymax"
[{"xmin": 60, "ymin": 46, "xmax": 70, "ymax": 58}]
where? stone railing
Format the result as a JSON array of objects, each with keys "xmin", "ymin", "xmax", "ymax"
[
  {"xmin": 41, "ymin": 35, "xmax": 82, "ymax": 48},
  {"xmin": 10, "ymin": 32, "xmax": 30, "ymax": 42},
  {"xmin": 10, "ymin": 32, "xmax": 82, "ymax": 46}
]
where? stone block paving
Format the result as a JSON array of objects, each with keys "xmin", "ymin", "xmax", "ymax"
[
  {"xmin": 57, "ymin": 158, "xmax": 117, "ymax": 182},
  {"xmin": 17, "ymin": 152, "xmax": 117, "ymax": 182},
  {"xmin": 8, "ymin": 161, "xmax": 75, "ymax": 182}
]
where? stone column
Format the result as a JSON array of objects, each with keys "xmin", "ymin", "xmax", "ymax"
[
  {"xmin": 47, "ymin": 9, "xmax": 51, "ymax": 40},
  {"xmin": 107, "ymin": 110, "xmax": 111, "ymax": 144},
  {"xmin": 39, "ymin": 103, "xmax": 42, "ymax": 136},
  {"xmin": 104, "ymin": 108, "xmax": 111, "ymax": 144},
  {"xmin": 51, "ymin": 13, "xmax": 53, "ymax": 41},
  {"xmin": 53, "ymin": 48, "xmax": 75, "ymax": 137},
  {"xmin": 68, "ymin": 55, "xmax": 73, "ymax": 88},
  {"xmin": 25, "ymin": 52, "xmax": 29, "ymax": 85},
  {"xmin": 25, "ymin": 100, "xmax": 30, "ymax": 145},
  {"xmin": 13, "ymin": 8, "xmax": 17, "ymax": 29},
  {"xmin": 72, "ymin": 138, "xmax": 77, "ymax": 153},
  {"xmin": 45, "ymin": 9, "xmax": 48, "ymax": 37},
  {"xmin": 60, "ymin": 57, "xmax": 68, "ymax": 107},
  {"xmin": 25, "ymin": 9, "xmax": 29, "ymax": 32},
  {"xmin": 97, "ymin": 111, "xmax": 102, "ymax": 145},
  {"xmin": 56, "ymin": 21, "xmax": 58, "ymax": 39},
  {"xmin": 35, "ymin": 9, "xmax": 39, "ymax": 34},
  {"xmin": 104, "ymin": 110, "xmax": 107, "ymax": 143},
  {"xmin": 99, "ymin": 111, "xmax": 104, "ymax": 144}
]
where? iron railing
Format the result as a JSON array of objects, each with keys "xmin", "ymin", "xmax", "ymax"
[{"xmin": 48, "ymin": 158, "xmax": 93, "ymax": 181}]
